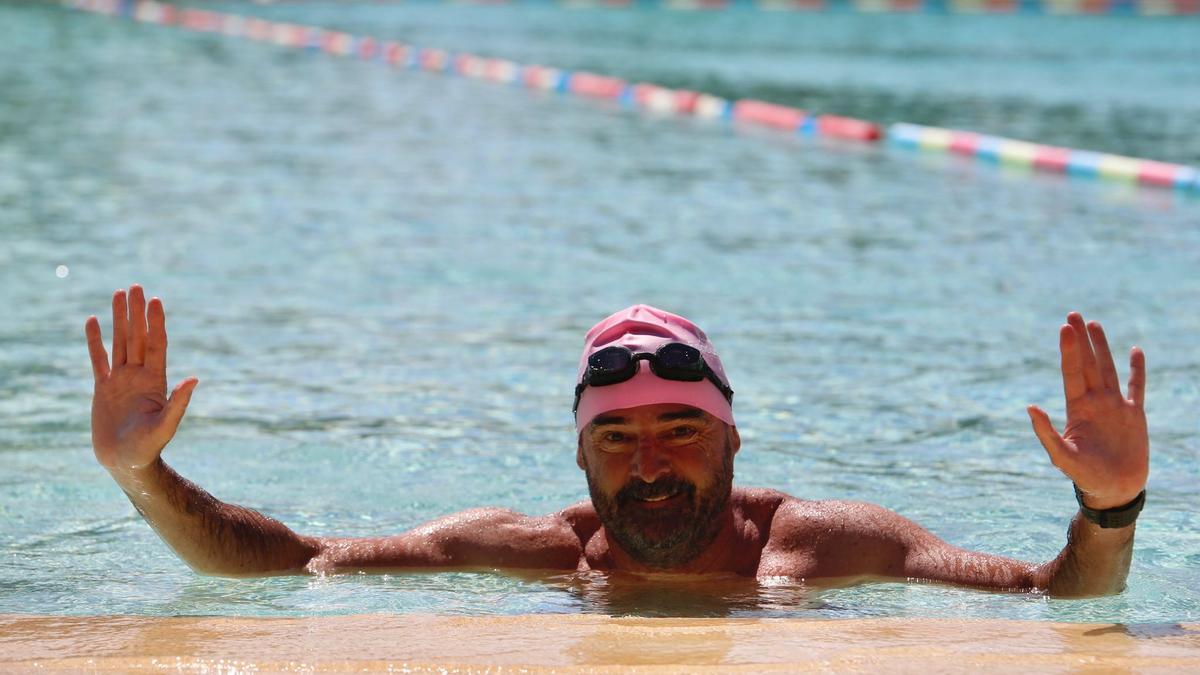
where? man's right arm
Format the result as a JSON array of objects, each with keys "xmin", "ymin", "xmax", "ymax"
[
  {"xmin": 88, "ymin": 285, "xmax": 582, "ymax": 577},
  {"xmin": 108, "ymin": 459, "xmax": 321, "ymax": 576},
  {"xmin": 87, "ymin": 285, "xmax": 315, "ymax": 575}
]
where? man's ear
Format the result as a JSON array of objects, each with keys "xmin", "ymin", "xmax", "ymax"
[
  {"xmin": 576, "ymin": 436, "xmax": 587, "ymax": 471},
  {"xmin": 729, "ymin": 425, "xmax": 741, "ymax": 456}
]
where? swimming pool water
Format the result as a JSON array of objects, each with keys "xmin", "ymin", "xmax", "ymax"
[{"xmin": 1, "ymin": 1, "xmax": 1198, "ymax": 623}]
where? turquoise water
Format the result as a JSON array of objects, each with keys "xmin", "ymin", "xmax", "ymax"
[{"xmin": 1, "ymin": 1, "xmax": 1198, "ymax": 622}]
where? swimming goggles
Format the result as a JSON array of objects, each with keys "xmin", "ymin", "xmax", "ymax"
[{"xmin": 572, "ymin": 342, "xmax": 735, "ymax": 414}]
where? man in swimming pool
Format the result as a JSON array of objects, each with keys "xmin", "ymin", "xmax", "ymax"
[{"xmin": 84, "ymin": 285, "xmax": 1148, "ymax": 596}]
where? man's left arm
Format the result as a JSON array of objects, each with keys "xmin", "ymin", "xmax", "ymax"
[
  {"xmin": 812, "ymin": 313, "xmax": 1146, "ymax": 596},
  {"xmin": 912, "ymin": 312, "xmax": 1146, "ymax": 597},
  {"xmin": 889, "ymin": 505, "xmax": 1134, "ymax": 597}
]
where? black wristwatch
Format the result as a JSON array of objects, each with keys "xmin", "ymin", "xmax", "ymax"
[{"xmin": 1074, "ymin": 484, "xmax": 1145, "ymax": 529}]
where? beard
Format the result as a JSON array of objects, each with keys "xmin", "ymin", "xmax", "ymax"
[{"xmin": 586, "ymin": 445, "xmax": 734, "ymax": 570}]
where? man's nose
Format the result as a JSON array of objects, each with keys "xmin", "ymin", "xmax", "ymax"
[{"xmin": 630, "ymin": 435, "xmax": 671, "ymax": 483}]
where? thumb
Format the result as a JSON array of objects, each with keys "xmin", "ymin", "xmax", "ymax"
[
  {"xmin": 163, "ymin": 377, "xmax": 199, "ymax": 432},
  {"xmin": 1027, "ymin": 404, "xmax": 1074, "ymax": 473}
]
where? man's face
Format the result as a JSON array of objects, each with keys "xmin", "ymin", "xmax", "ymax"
[{"xmin": 577, "ymin": 403, "xmax": 740, "ymax": 569}]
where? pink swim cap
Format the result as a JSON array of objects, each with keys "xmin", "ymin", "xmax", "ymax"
[{"xmin": 575, "ymin": 304, "xmax": 735, "ymax": 434}]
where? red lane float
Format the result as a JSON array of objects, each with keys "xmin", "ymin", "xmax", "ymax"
[
  {"xmin": 455, "ymin": 53, "xmax": 485, "ymax": 77},
  {"xmin": 1033, "ymin": 145, "xmax": 1071, "ymax": 172},
  {"xmin": 522, "ymin": 65, "xmax": 545, "ymax": 88},
  {"xmin": 420, "ymin": 48, "xmax": 449, "ymax": 71},
  {"xmin": 320, "ymin": 31, "xmax": 354, "ymax": 57},
  {"xmin": 816, "ymin": 114, "xmax": 881, "ymax": 141},
  {"xmin": 358, "ymin": 37, "xmax": 379, "ymax": 61},
  {"xmin": 523, "ymin": 65, "xmax": 561, "ymax": 91},
  {"xmin": 948, "ymin": 131, "xmax": 980, "ymax": 155},
  {"xmin": 569, "ymin": 72, "xmax": 628, "ymax": 100},
  {"xmin": 732, "ymin": 100, "xmax": 807, "ymax": 131},
  {"xmin": 383, "ymin": 42, "xmax": 408, "ymax": 66},
  {"xmin": 674, "ymin": 90, "xmax": 701, "ymax": 115},
  {"xmin": 179, "ymin": 8, "xmax": 220, "ymax": 32},
  {"xmin": 1138, "ymin": 160, "xmax": 1184, "ymax": 188}
]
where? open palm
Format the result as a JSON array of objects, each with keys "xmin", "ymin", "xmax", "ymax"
[
  {"xmin": 86, "ymin": 285, "xmax": 198, "ymax": 471},
  {"xmin": 1028, "ymin": 312, "xmax": 1148, "ymax": 510}
]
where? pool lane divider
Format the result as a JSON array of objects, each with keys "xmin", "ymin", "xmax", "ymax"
[
  {"xmin": 73, "ymin": 0, "xmax": 1200, "ymax": 17},
  {"xmin": 565, "ymin": 0, "xmax": 1200, "ymax": 16},
  {"xmin": 890, "ymin": 123, "xmax": 1199, "ymax": 190},
  {"xmin": 67, "ymin": 0, "xmax": 1199, "ymax": 194}
]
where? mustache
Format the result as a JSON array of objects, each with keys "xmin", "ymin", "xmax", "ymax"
[{"xmin": 616, "ymin": 477, "xmax": 696, "ymax": 506}]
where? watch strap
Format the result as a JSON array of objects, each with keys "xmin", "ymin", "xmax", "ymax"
[{"xmin": 1074, "ymin": 484, "xmax": 1145, "ymax": 529}]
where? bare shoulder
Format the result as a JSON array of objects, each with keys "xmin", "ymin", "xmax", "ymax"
[
  {"xmin": 729, "ymin": 487, "xmax": 791, "ymax": 525},
  {"xmin": 767, "ymin": 498, "xmax": 930, "ymax": 547},
  {"xmin": 757, "ymin": 497, "xmax": 1039, "ymax": 589},
  {"xmin": 757, "ymin": 497, "xmax": 936, "ymax": 578},
  {"xmin": 556, "ymin": 500, "xmax": 600, "ymax": 535}
]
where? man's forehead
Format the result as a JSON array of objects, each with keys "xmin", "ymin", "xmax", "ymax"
[{"xmin": 588, "ymin": 405, "xmax": 710, "ymax": 428}]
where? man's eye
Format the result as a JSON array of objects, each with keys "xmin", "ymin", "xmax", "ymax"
[
  {"xmin": 604, "ymin": 432, "xmax": 626, "ymax": 443},
  {"xmin": 671, "ymin": 426, "xmax": 697, "ymax": 438}
]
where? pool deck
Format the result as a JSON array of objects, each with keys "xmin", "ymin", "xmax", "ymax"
[{"xmin": 4, "ymin": 614, "xmax": 1200, "ymax": 673}]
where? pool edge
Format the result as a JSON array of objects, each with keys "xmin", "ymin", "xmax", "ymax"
[{"xmin": 3, "ymin": 614, "xmax": 1200, "ymax": 671}]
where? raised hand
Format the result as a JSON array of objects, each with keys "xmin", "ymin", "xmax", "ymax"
[
  {"xmin": 1027, "ymin": 313, "xmax": 1148, "ymax": 510},
  {"xmin": 85, "ymin": 285, "xmax": 199, "ymax": 472}
]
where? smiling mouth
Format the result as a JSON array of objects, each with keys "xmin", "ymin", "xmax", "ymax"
[{"xmin": 634, "ymin": 492, "xmax": 686, "ymax": 508}]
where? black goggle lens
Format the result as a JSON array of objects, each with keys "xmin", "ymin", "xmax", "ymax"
[
  {"xmin": 586, "ymin": 347, "xmax": 634, "ymax": 386},
  {"xmin": 653, "ymin": 343, "xmax": 704, "ymax": 376},
  {"xmin": 588, "ymin": 346, "xmax": 632, "ymax": 373}
]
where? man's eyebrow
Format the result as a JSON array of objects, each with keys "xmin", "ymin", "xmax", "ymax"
[{"xmin": 590, "ymin": 415, "xmax": 627, "ymax": 428}]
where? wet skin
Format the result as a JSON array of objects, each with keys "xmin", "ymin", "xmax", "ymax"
[{"xmin": 86, "ymin": 285, "xmax": 1148, "ymax": 596}]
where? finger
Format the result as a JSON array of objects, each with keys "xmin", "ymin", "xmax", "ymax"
[
  {"xmin": 85, "ymin": 316, "xmax": 110, "ymax": 381},
  {"xmin": 1059, "ymin": 324, "xmax": 1087, "ymax": 402},
  {"xmin": 163, "ymin": 377, "xmax": 199, "ymax": 434},
  {"xmin": 1086, "ymin": 320, "xmax": 1120, "ymax": 391},
  {"xmin": 1027, "ymin": 405, "xmax": 1076, "ymax": 473},
  {"xmin": 111, "ymin": 289, "xmax": 128, "ymax": 367},
  {"xmin": 1067, "ymin": 312, "xmax": 1101, "ymax": 391},
  {"xmin": 127, "ymin": 284, "xmax": 147, "ymax": 366},
  {"xmin": 1127, "ymin": 347, "xmax": 1146, "ymax": 409},
  {"xmin": 145, "ymin": 297, "xmax": 167, "ymax": 376}
]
